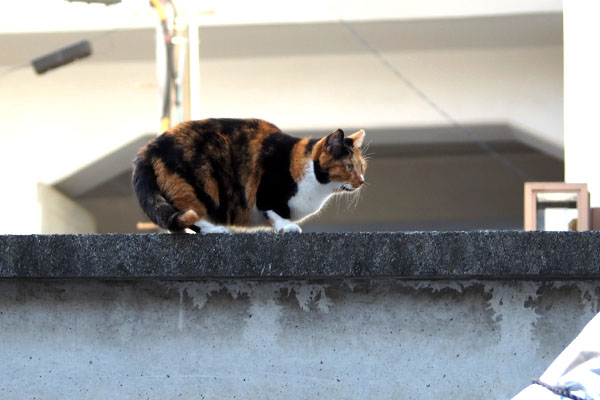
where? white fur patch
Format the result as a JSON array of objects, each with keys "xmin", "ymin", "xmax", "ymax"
[
  {"xmin": 288, "ymin": 160, "xmax": 336, "ymax": 222},
  {"xmin": 266, "ymin": 210, "xmax": 302, "ymax": 233},
  {"xmin": 248, "ymin": 158, "xmax": 338, "ymax": 230},
  {"xmin": 194, "ymin": 220, "xmax": 230, "ymax": 234}
]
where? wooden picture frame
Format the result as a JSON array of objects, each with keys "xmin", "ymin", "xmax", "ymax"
[{"xmin": 524, "ymin": 182, "xmax": 589, "ymax": 231}]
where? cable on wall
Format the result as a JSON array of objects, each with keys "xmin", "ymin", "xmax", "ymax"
[{"xmin": 330, "ymin": 11, "xmax": 534, "ymax": 181}]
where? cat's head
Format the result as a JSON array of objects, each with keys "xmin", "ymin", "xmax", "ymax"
[{"xmin": 315, "ymin": 128, "xmax": 367, "ymax": 192}]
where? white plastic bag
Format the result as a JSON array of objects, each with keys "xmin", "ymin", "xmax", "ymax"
[{"xmin": 513, "ymin": 312, "xmax": 600, "ymax": 400}]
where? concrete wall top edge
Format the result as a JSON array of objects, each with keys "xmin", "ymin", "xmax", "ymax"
[{"xmin": 1, "ymin": 232, "xmax": 599, "ymax": 280}]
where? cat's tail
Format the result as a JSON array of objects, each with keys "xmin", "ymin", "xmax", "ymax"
[{"xmin": 132, "ymin": 156, "xmax": 200, "ymax": 232}]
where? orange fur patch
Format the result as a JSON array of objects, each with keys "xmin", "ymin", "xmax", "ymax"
[
  {"xmin": 311, "ymin": 137, "xmax": 327, "ymax": 161},
  {"xmin": 202, "ymin": 173, "xmax": 220, "ymax": 207},
  {"xmin": 348, "ymin": 129, "xmax": 365, "ymax": 147},
  {"xmin": 318, "ymin": 150, "xmax": 335, "ymax": 170},
  {"xmin": 152, "ymin": 157, "xmax": 207, "ymax": 219},
  {"xmin": 290, "ymin": 137, "xmax": 309, "ymax": 181},
  {"xmin": 178, "ymin": 209, "xmax": 199, "ymax": 226},
  {"xmin": 256, "ymin": 119, "xmax": 280, "ymax": 134},
  {"xmin": 328, "ymin": 162, "xmax": 349, "ymax": 181}
]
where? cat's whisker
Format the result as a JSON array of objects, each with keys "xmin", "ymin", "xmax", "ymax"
[
  {"xmin": 361, "ymin": 140, "xmax": 373, "ymax": 158},
  {"xmin": 339, "ymin": 186, "xmax": 363, "ymax": 212},
  {"xmin": 362, "ymin": 139, "xmax": 373, "ymax": 153}
]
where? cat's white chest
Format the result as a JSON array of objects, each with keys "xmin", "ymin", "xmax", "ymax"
[{"xmin": 288, "ymin": 161, "xmax": 334, "ymax": 222}]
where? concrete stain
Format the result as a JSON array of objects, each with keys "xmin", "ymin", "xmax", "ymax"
[
  {"xmin": 179, "ymin": 285, "xmax": 252, "ymax": 337},
  {"xmin": 276, "ymin": 287, "xmax": 300, "ymax": 309},
  {"xmin": 14, "ymin": 282, "xmax": 43, "ymax": 303},
  {"xmin": 273, "ymin": 280, "xmax": 503, "ymax": 352},
  {"xmin": 523, "ymin": 282, "xmax": 599, "ymax": 359}
]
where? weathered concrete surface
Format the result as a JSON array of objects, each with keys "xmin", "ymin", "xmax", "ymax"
[
  {"xmin": 1, "ymin": 231, "xmax": 600, "ymax": 279},
  {"xmin": 1, "ymin": 232, "xmax": 599, "ymax": 399},
  {"xmin": 0, "ymin": 279, "xmax": 598, "ymax": 399}
]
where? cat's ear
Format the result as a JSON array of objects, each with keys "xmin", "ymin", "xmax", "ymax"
[
  {"xmin": 326, "ymin": 129, "xmax": 345, "ymax": 158},
  {"xmin": 348, "ymin": 129, "xmax": 365, "ymax": 148}
]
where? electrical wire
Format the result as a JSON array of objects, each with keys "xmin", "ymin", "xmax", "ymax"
[
  {"xmin": 0, "ymin": 64, "xmax": 29, "ymax": 83},
  {"xmin": 332, "ymin": 14, "xmax": 534, "ymax": 181}
]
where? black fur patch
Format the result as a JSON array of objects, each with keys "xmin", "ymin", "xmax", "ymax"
[
  {"xmin": 306, "ymin": 138, "xmax": 318, "ymax": 154},
  {"xmin": 256, "ymin": 132, "xmax": 299, "ymax": 219},
  {"xmin": 133, "ymin": 154, "xmax": 186, "ymax": 231},
  {"xmin": 326, "ymin": 129, "xmax": 346, "ymax": 159},
  {"xmin": 313, "ymin": 160, "xmax": 330, "ymax": 184}
]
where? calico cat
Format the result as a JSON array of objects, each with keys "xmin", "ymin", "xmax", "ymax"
[{"xmin": 133, "ymin": 118, "xmax": 366, "ymax": 233}]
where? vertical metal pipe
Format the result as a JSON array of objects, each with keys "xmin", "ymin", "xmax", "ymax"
[{"xmin": 188, "ymin": 17, "xmax": 201, "ymax": 120}]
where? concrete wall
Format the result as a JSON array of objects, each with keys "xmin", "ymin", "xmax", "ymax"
[
  {"xmin": 37, "ymin": 183, "xmax": 97, "ymax": 234},
  {"xmin": 1, "ymin": 232, "xmax": 599, "ymax": 399},
  {"xmin": 1, "ymin": 279, "xmax": 598, "ymax": 399}
]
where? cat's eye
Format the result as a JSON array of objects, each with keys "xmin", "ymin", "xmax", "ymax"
[{"xmin": 345, "ymin": 163, "xmax": 353, "ymax": 172}]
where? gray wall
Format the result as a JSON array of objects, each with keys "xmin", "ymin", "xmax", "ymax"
[
  {"xmin": 1, "ymin": 279, "xmax": 598, "ymax": 399},
  {"xmin": 2, "ymin": 232, "xmax": 598, "ymax": 399}
]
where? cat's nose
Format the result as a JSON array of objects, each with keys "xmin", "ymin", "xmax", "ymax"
[{"xmin": 358, "ymin": 174, "xmax": 365, "ymax": 186}]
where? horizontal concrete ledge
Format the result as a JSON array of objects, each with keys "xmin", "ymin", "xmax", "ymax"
[{"xmin": 1, "ymin": 232, "xmax": 600, "ymax": 280}]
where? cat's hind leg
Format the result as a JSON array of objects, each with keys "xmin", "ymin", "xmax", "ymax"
[
  {"xmin": 168, "ymin": 209, "xmax": 200, "ymax": 233},
  {"xmin": 193, "ymin": 219, "xmax": 231, "ymax": 234},
  {"xmin": 264, "ymin": 210, "xmax": 302, "ymax": 233}
]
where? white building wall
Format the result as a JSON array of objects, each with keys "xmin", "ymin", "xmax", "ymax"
[
  {"xmin": 1, "ymin": 0, "xmax": 562, "ymax": 33},
  {"xmin": 563, "ymin": 0, "xmax": 600, "ymax": 207}
]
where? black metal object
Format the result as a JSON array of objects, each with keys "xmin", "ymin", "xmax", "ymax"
[{"xmin": 31, "ymin": 40, "xmax": 92, "ymax": 74}]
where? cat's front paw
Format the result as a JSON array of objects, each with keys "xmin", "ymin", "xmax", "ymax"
[
  {"xmin": 276, "ymin": 223, "xmax": 302, "ymax": 234},
  {"xmin": 198, "ymin": 225, "xmax": 231, "ymax": 234},
  {"xmin": 208, "ymin": 226, "xmax": 231, "ymax": 234}
]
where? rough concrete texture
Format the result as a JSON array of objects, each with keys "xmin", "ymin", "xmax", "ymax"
[
  {"xmin": 1, "ymin": 231, "xmax": 600, "ymax": 279},
  {"xmin": 2, "ymin": 232, "xmax": 600, "ymax": 399},
  {"xmin": 0, "ymin": 279, "xmax": 599, "ymax": 399}
]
